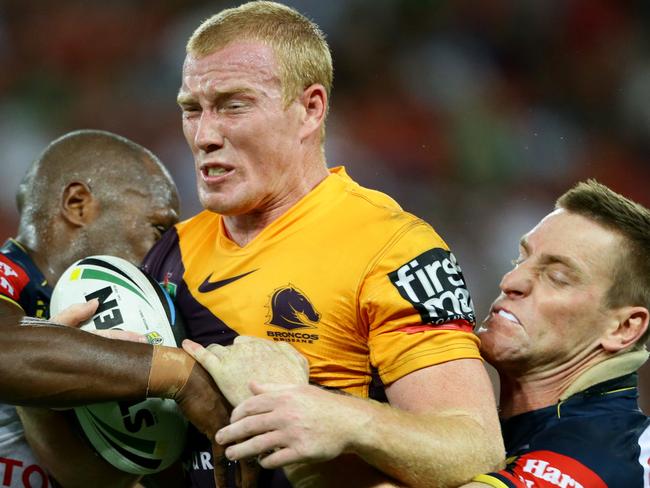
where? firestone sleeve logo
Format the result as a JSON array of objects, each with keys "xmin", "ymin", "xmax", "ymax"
[{"xmin": 388, "ymin": 248, "xmax": 475, "ymax": 326}]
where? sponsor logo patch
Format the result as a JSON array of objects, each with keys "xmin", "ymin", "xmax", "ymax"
[
  {"xmin": 266, "ymin": 284, "xmax": 320, "ymax": 344},
  {"xmin": 505, "ymin": 451, "xmax": 607, "ymax": 488},
  {"xmin": 145, "ymin": 331, "xmax": 165, "ymax": 345},
  {"xmin": 389, "ymin": 248, "xmax": 475, "ymax": 326}
]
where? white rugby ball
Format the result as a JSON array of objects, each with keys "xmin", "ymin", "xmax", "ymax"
[{"xmin": 50, "ymin": 255, "xmax": 187, "ymax": 474}]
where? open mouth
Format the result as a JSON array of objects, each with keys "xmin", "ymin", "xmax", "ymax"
[
  {"xmin": 200, "ymin": 164, "xmax": 233, "ymax": 179},
  {"xmin": 494, "ymin": 308, "xmax": 521, "ymax": 325},
  {"xmin": 205, "ymin": 167, "xmax": 228, "ymax": 177}
]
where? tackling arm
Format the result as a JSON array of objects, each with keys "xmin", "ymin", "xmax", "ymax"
[
  {"xmin": 219, "ymin": 359, "xmax": 505, "ymax": 488},
  {"xmin": 0, "ymin": 307, "xmax": 151, "ymax": 407},
  {"xmin": 350, "ymin": 359, "xmax": 504, "ymax": 487},
  {"xmin": 0, "ymin": 301, "xmax": 240, "ymax": 487}
]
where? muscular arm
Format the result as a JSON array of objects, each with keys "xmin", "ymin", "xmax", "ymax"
[
  {"xmin": 1, "ymin": 302, "xmax": 238, "ymax": 487},
  {"xmin": 220, "ymin": 359, "xmax": 505, "ymax": 488},
  {"xmin": 0, "ymin": 323, "xmax": 152, "ymax": 406},
  {"xmin": 352, "ymin": 359, "xmax": 504, "ymax": 487},
  {"xmin": 0, "ymin": 301, "xmax": 148, "ymax": 486},
  {"xmin": 18, "ymin": 406, "xmax": 142, "ymax": 488},
  {"xmin": 0, "ymin": 294, "xmax": 150, "ymax": 406}
]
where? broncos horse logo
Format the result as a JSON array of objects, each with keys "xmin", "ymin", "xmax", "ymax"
[{"xmin": 267, "ymin": 284, "xmax": 320, "ymax": 330}]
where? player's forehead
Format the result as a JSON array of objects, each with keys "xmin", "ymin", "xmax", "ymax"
[
  {"xmin": 179, "ymin": 41, "xmax": 280, "ymax": 101},
  {"xmin": 522, "ymin": 209, "xmax": 622, "ymax": 278}
]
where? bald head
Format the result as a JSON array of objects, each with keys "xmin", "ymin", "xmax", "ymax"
[
  {"xmin": 16, "ymin": 129, "xmax": 180, "ymax": 282},
  {"xmin": 19, "ymin": 130, "xmax": 176, "ymax": 222}
]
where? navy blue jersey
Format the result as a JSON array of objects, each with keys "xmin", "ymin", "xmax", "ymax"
[
  {"xmin": 0, "ymin": 239, "xmax": 51, "ymax": 318},
  {"xmin": 476, "ymin": 374, "xmax": 650, "ymax": 487},
  {"xmin": 0, "ymin": 239, "xmax": 53, "ymax": 487}
]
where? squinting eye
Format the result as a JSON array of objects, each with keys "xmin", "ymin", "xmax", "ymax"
[
  {"xmin": 224, "ymin": 101, "xmax": 245, "ymax": 110},
  {"xmin": 548, "ymin": 271, "xmax": 569, "ymax": 285},
  {"xmin": 153, "ymin": 225, "xmax": 167, "ymax": 237},
  {"xmin": 181, "ymin": 107, "xmax": 201, "ymax": 117}
]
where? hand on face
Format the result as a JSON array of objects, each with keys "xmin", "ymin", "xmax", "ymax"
[{"xmin": 182, "ymin": 335, "xmax": 309, "ymax": 406}]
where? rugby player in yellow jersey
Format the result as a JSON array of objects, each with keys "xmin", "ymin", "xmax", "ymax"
[
  {"xmin": 2, "ymin": 2, "xmax": 502, "ymax": 487},
  {"xmin": 139, "ymin": 1, "xmax": 504, "ymax": 486}
]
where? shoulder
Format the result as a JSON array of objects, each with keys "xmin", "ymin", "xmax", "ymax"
[
  {"xmin": 141, "ymin": 211, "xmax": 221, "ymax": 287},
  {"xmin": 328, "ymin": 168, "xmax": 446, "ymax": 249}
]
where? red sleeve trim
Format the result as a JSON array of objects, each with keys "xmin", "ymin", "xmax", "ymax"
[
  {"xmin": 0, "ymin": 255, "xmax": 29, "ymax": 302},
  {"xmin": 398, "ymin": 319, "xmax": 474, "ymax": 334}
]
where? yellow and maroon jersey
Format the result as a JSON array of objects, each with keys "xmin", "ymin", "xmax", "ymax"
[
  {"xmin": 143, "ymin": 166, "xmax": 479, "ymax": 397},
  {"xmin": 142, "ymin": 166, "xmax": 480, "ymax": 487}
]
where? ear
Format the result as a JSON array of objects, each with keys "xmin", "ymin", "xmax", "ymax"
[
  {"xmin": 601, "ymin": 306, "xmax": 650, "ymax": 353},
  {"xmin": 298, "ymin": 83, "xmax": 327, "ymax": 141},
  {"xmin": 60, "ymin": 181, "xmax": 99, "ymax": 227}
]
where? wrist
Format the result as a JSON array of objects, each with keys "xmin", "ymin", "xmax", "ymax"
[
  {"xmin": 343, "ymin": 396, "xmax": 389, "ymax": 457},
  {"xmin": 146, "ymin": 346, "xmax": 196, "ymax": 399}
]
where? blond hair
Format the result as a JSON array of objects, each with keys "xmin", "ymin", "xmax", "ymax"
[
  {"xmin": 557, "ymin": 179, "xmax": 650, "ymax": 348},
  {"xmin": 187, "ymin": 1, "xmax": 333, "ymax": 111}
]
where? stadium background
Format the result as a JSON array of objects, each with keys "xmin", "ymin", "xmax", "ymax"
[{"xmin": 1, "ymin": 0, "xmax": 649, "ymax": 404}]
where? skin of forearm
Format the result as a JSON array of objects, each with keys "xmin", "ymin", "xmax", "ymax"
[
  {"xmin": 323, "ymin": 395, "xmax": 503, "ymax": 488},
  {"xmin": 0, "ymin": 326, "xmax": 151, "ymax": 407},
  {"xmin": 18, "ymin": 407, "xmax": 141, "ymax": 488}
]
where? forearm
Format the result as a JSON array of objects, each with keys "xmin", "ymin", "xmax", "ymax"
[
  {"xmin": 330, "ymin": 396, "xmax": 503, "ymax": 488},
  {"xmin": 18, "ymin": 407, "xmax": 141, "ymax": 488},
  {"xmin": 0, "ymin": 326, "xmax": 152, "ymax": 407},
  {"xmin": 0, "ymin": 323, "xmax": 195, "ymax": 408}
]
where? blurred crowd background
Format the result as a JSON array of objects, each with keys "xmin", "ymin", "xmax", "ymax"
[{"xmin": 1, "ymin": 0, "xmax": 650, "ymax": 404}]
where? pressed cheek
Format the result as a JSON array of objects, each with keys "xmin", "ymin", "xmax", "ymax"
[
  {"xmin": 119, "ymin": 218, "xmax": 152, "ymax": 262},
  {"xmin": 536, "ymin": 293, "xmax": 592, "ymax": 345}
]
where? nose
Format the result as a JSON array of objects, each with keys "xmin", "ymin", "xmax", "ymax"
[
  {"xmin": 499, "ymin": 263, "xmax": 532, "ymax": 299},
  {"xmin": 194, "ymin": 110, "xmax": 224, "ymax": 153}
]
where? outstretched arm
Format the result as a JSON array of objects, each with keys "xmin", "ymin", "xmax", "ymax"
[{"xmin": 1, "ymin": 301, "xmax": 243, "ymax": 487}]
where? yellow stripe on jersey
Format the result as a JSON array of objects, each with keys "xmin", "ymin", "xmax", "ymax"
[
  {"xmin": 472, "ymin": 474, "xmax": 510, "ymax": 488},
  {"xmin": 0, "ymin": 293, "xmax": 24, "ymax": 313}
]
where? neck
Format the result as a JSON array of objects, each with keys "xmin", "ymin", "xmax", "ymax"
[
  {"xmin": 223, "ymin": 163, "xmax": 328, "ymax": 247},
  {"xmin": 16, "ymin": 219, "xmax": 79, "ymax": 286},
  {"xmin": 13, "ymin": 236, "xmax": 59, "ymax": 286},
  {"xmin": 497, "ymin": 347, "xmax": 610, "ymax": 418}
]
